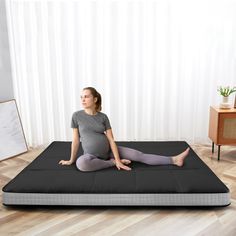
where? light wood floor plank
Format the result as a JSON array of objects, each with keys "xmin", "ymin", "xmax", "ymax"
[
  {"xmin": 72, "ymin": 209, "xmax": 157, "ymax": 236},
  {"xmin": 16, "ymin": 211, "xmax": 86, "ymax": 236}
]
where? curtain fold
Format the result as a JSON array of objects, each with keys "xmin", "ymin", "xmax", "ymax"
[{"xmin": 5, "ymin": 0, "xmax": 236, "ymax": 148}]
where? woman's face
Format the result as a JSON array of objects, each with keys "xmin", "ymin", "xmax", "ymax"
[{"xmin": 80, "ymin": 89, "xmax": 97, "ymax": 109}]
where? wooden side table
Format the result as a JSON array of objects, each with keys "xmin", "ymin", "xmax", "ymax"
[{"xmin": 208, "ymin": 106, "xmax": 236, "ymax": 160}]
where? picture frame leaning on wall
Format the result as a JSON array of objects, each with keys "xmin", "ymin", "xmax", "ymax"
[{"xmin": 0, "ymin": 99, "xmax": 28, "ymax": 161}]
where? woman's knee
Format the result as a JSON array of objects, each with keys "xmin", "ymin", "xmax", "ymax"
[
  {"xmin": 76, "ymin": 154, "xmax": 92, "ymax": 171},
  {"xmin": 117, "ymin": 146, "xmax": 142, "ymax": 160}
]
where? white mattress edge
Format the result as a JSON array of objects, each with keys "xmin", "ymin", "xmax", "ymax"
[{"xmin": 2, "ymin": 192, "xmax": 231, "ymax": 206}]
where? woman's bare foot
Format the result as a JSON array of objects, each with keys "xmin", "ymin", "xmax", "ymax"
[
  {"xmin": 111, "ymin": 158, "xmax": 131, "ymax": 165},
  {"xmin": 121, "ymin": 159, "xmax": 131, "ymax": 165},
  {"xmin": 172, "ymin": 148, "xmax": 190, "ymax": 167}
]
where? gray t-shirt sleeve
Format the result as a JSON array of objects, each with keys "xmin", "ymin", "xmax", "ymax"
[
  {"xmin": 71, "ymin": 112, "xmax": 78, "ymax": 128},
  {"xmin": 104, "ymin": 114, "xmax": 111, "ymax": 130}
]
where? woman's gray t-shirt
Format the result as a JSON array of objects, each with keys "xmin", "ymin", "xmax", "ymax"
[{"xmin": 71, "ymin": 110, "xmax": 112, "ymax": 160}]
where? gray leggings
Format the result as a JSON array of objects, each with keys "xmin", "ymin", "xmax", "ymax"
[{"xmin": 76, "ymin": 146, "xmax": 173, "ymax": 172}]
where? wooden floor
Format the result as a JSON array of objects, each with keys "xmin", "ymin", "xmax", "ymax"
[{"xmin": 0, "ymin": 144, "xmax": 236, "ymax": 236}]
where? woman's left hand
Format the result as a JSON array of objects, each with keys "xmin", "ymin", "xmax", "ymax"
[{"xmin": 115, "ymin": 161, "xmax": 132, "ymax": 171}]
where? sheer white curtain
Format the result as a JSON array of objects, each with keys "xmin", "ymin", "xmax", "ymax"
[{"xmin": 5, "ymin": 0, "xmax": 236, "ymax": 148}]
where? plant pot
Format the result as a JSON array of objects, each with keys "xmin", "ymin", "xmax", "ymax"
[
  {"xmin": 219, "ymin": 96, "xmax": 231, "ymax": 109},
  {"xmin": 234, "ymin": 94, "xmax": 236, "ymax": 108}
]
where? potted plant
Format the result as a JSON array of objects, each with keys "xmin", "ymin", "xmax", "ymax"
[{"xmin": 217, "ymin": 86, "xmax": 236, "ymax": 109}]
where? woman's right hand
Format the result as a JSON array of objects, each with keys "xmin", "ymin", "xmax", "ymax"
[
  {"xmin": 115, "ymin": 161, "xmax": 132, "ymax": 171},
  {"xmin": 58, "ymin": 160, "xmax": 73, "ymax": 165}
]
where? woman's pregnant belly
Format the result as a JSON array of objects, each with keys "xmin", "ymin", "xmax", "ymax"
[{"xmin": 81, "ymin": 133, "xmax": 111, "ymax": 159}]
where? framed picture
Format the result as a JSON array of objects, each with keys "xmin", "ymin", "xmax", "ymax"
[{"xmin": 0, "ymin": 99, "xmax": 28, "ymax": 161}]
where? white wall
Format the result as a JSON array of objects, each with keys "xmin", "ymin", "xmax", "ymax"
[{"xmin": 0, "ymin": 0, "xmax": 14, "ymax": 101}]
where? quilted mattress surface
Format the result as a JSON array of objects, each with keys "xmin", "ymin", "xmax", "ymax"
[{"xmin": 2, "ymin": 141, "xmax": 230, "ymax": 206}]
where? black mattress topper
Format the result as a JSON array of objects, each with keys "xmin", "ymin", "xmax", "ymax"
[{"xmin": 2, "ymin": 141, "xmax": 229, "ymax": 194}]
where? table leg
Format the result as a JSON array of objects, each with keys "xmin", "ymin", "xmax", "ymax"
[
  {"xmin": 212, "ymin": 142, "xmax": 214, "ymax": 153},
  {"xmin": 217, "ymin": 145, "xmax": 221, "ymax": 161}
]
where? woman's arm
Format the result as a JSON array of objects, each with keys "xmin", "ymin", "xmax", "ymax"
[
  {"xmin": 69, "ymin": 128, "xmax": 80, "ymax": 163},
  {"xmin": 105, "ymin": 129, "xmax": 131, "ymax": 170},
  {"xmin": 59, "ymin": 128, "xmax": 80, "ymax": 165},
  {"xmin": 105, "ymin": 129, "xmax": 121, "ymax": 162}
]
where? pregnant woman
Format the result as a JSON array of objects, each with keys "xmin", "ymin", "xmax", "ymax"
[{"xmin": 59, "ymin": 87, "xmax": 190, "ymax": 171}]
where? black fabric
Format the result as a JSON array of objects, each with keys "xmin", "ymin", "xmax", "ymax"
[{"xmin": 2, "ymin": 141, "xmax": 229, "ymax": 194}]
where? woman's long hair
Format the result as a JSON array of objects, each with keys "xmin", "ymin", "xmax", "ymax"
[{"xmin": 83, "ymin": 87, "xmax": 102, "ymax": 112}]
